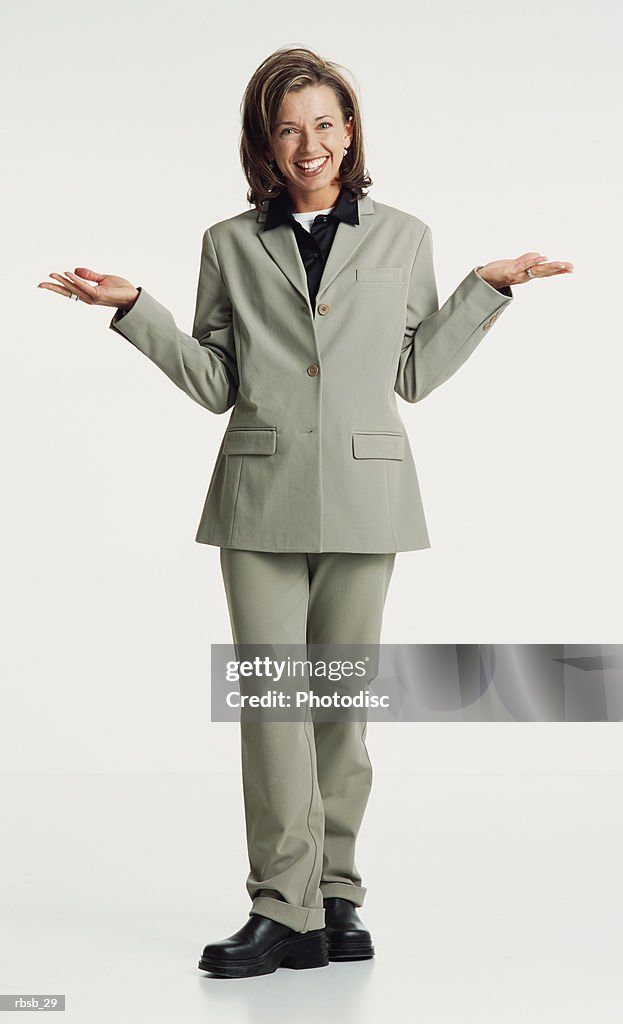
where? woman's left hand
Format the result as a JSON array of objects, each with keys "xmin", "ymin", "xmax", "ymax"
[{"xmin": 477, "ymin": 252, "xmax": 574, "ymax": 288}]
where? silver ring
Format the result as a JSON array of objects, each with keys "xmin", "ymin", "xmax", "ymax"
[
  {"xmin": 526, "ymin": 267, "xmax": 535, "ymax": 279},
  {"xmin": 69, "ymin": 292, "xmax": 79, "ymax": 301}
]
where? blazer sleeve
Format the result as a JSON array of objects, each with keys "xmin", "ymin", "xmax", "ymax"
[
  {"xmin": 109, "ymin": 227, "xmax": 238, "ymax": 414},
  {"xmin": 394, "ymin": 225, "xmax": 513, "ymax": 404}
]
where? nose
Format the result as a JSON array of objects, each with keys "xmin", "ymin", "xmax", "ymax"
[{"xmin": 296, "ymin": 128, "xmax": 316, "ymax": 155}]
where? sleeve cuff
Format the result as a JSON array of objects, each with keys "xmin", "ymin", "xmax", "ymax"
[
  {"xmin": 475, "ymin": 266, "xmax": 513, "ymax": 298},
  {"xmin": 111, "ymin": 286, "xmax": 143, "ymax": 327}
]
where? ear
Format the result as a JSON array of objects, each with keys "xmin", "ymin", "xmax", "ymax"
[{"xmin": 344, "ymin": 116, "xmax": 354, "ymax": 146}]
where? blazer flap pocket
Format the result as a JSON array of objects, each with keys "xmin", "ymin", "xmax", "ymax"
[
  {"xmin": 356, "ymin": 266, "xmax": 403, "ymax": 282},
  {"xmin": 223, "ymin": 427, "xmax": 277, "ymax": 456},
  {"xmin": 352, "ymin": 431, "xmax": 405, "ymax": 460}
]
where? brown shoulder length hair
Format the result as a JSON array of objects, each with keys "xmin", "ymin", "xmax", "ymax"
[{"xmin": 239, "ymin": 46, "xmax": 373, "ymax": 210}]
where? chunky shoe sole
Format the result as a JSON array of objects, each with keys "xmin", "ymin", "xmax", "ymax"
[
  {"xmin": 327, "ymin": 938, "xmax": 375, "ymax": 962},
  {"xmin": 198, "ymin": 931, "xmax": 329, "ymax": 979}
]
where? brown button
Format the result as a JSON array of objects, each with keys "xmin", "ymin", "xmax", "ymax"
[
  {"xmin": 482, "ymin": 320, "xmax": 492, "ymax": 331},
  {"xmin": 317, "ymin": 303, "xmax": 330, "ymax": 315},
  {"xmin": 307, "ymin": 363, "xmax": 320, "ymax": 377}
]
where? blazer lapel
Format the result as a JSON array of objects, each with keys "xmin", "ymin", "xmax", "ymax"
[
  {"xmin": 256, "ymin": 193, "xmax": 375, "ymax": 310},
  {"xmin": 316, "ymin": 194, "xmax": 374, "ymax": 301},
  {"xmin": 256, "ymin": 215, "xmax": 310, "ymax": 307}
]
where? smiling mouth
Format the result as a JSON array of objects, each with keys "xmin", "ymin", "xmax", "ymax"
[{"xmin": 294, "ymin": 156, "xmax": 330, "ymax": 175}]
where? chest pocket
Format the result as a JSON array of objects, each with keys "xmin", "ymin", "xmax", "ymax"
[{"xmin": 356, "ymin": 267, "xmax": 403, "ymax": 283}]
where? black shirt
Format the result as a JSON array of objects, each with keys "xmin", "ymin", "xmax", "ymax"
[{"xmin": 263, "ymin": 184, "xmax": 359, "ymax": 313}]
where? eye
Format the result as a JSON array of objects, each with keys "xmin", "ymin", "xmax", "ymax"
[{"xmin": 279, "ymin": 122, "xmax": 334, "ymax": 137}]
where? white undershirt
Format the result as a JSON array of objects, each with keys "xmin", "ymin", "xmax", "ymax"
[{"xmin": 291, "ymin": 205, "xmax": 335, "ymax": 233}]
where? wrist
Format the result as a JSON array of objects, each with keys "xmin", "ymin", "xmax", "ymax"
[{"xmin": 119, "ymin": 287, "xmax": 140, "ymax": 313}]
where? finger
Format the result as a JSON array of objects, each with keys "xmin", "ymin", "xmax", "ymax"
[
  {"xmin": 72, "ymin": 267, "xmax": 105, "ymax": 283},
  {"xmin": 64, "ymin": 269, "xmax": 98, "ymax": 293},
  {"xmin": 533, "ymin": 262, "xmax": 575, "ymax": 277},
  {"xmin": 524, "ymin": 255, "xmax": 549, "ymax": 269},
  {"xmin": 49, "ymin": 270, "xmax": 91, "ymax": 294},
  {"xmin": 47, "ymin": 273, "xmax": 94, "ymax": 302},
  {"xmin": 520, "ymin": 255, "xmax": 550, "ymax": 279},
  {"xmin": 37, "ymin": 282, "xmax": 78, "ymax": 299},
  {"xmin": 503, "ymin": 258, "xmax": 545, "ymax": 284}
]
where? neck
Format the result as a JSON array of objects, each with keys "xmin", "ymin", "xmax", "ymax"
[{"xmin": 288, "ymin": 182, "xmax": 341, "ymax": 214}]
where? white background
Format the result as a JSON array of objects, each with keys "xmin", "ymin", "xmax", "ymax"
[
  {"xmin": 2, "ymin": 2, "xmax": 622, "ymax": 1021},
  {"xmin": 2, "ymin": 1, "xmax": 621, "ymax": 773}
]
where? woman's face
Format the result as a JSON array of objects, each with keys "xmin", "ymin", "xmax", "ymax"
[{"xmin": 267, "ymin": 83, "xmax": 353, "ymax": 205}]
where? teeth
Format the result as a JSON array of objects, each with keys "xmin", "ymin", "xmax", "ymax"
[{"xmin": 296, "ymin": 157, "xmax": 328, "ymax": 170}]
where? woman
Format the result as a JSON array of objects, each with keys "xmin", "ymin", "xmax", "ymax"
[{"xmin": 38, "ymin": 46, "xmax": 573, "ymax": 979}]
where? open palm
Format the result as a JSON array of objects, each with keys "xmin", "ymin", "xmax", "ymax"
[{"xmin": 37, "ymin": 267, "xmax": 139, "ymax": 310}]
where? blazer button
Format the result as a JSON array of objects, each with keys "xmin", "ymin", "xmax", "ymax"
[
  {"xmin": 482, "ymin": 320, "xmax": 492, "ymax": 331},
  {"xmin": 307, "ymin": 363, "xmax": 320, "ymax": 376},
  {"xmin": 317, "ymin": 303, "xmax": 330, "ymax": 315}
]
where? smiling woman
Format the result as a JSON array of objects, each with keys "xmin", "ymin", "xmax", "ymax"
[
  {"xmin": 269, "ymin": 90, "xmax": 351, "ymax": 192},
  {"xmin": 37, "ymin": 42, "xmax": 573, "ymax": 982},
  {"xmin": 239, "ymin": 47, "xmax": 370, "ymax": 212}
]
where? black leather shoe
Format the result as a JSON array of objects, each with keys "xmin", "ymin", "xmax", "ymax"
[
  {"xmin": 198, "ymin": 913, "xmax": 329, "ymax": 978},
  {"xmin": 323, "ymin": 897, "xmax": 375, "ymax": 961}
]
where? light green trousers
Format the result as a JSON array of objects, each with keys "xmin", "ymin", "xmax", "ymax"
[{"xmin": 219, "ymin": 548, "xmax": 396, "ymax": 932}]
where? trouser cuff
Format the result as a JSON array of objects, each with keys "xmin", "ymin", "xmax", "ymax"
[
  {"xmin": 320, "ymin": 882, "xmax": 367, "ymax": 906},
  {"xmin": 250, "ymin": 896, "xmax": 325, "ymax": 933}
]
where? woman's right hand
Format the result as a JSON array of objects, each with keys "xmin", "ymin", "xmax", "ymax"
[{"xmin": 37, "ymin": 267, "xmax": 140, "ymax": 312}]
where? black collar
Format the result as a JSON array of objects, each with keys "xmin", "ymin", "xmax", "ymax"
[{"xmin": 263, "ymin": 184, "xmax": 360, "ymax": 231}]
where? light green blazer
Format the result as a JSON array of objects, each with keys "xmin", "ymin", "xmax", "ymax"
[{"xmin": 109, "ymin": 193, "xmax": 513, "ymax": 552}]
